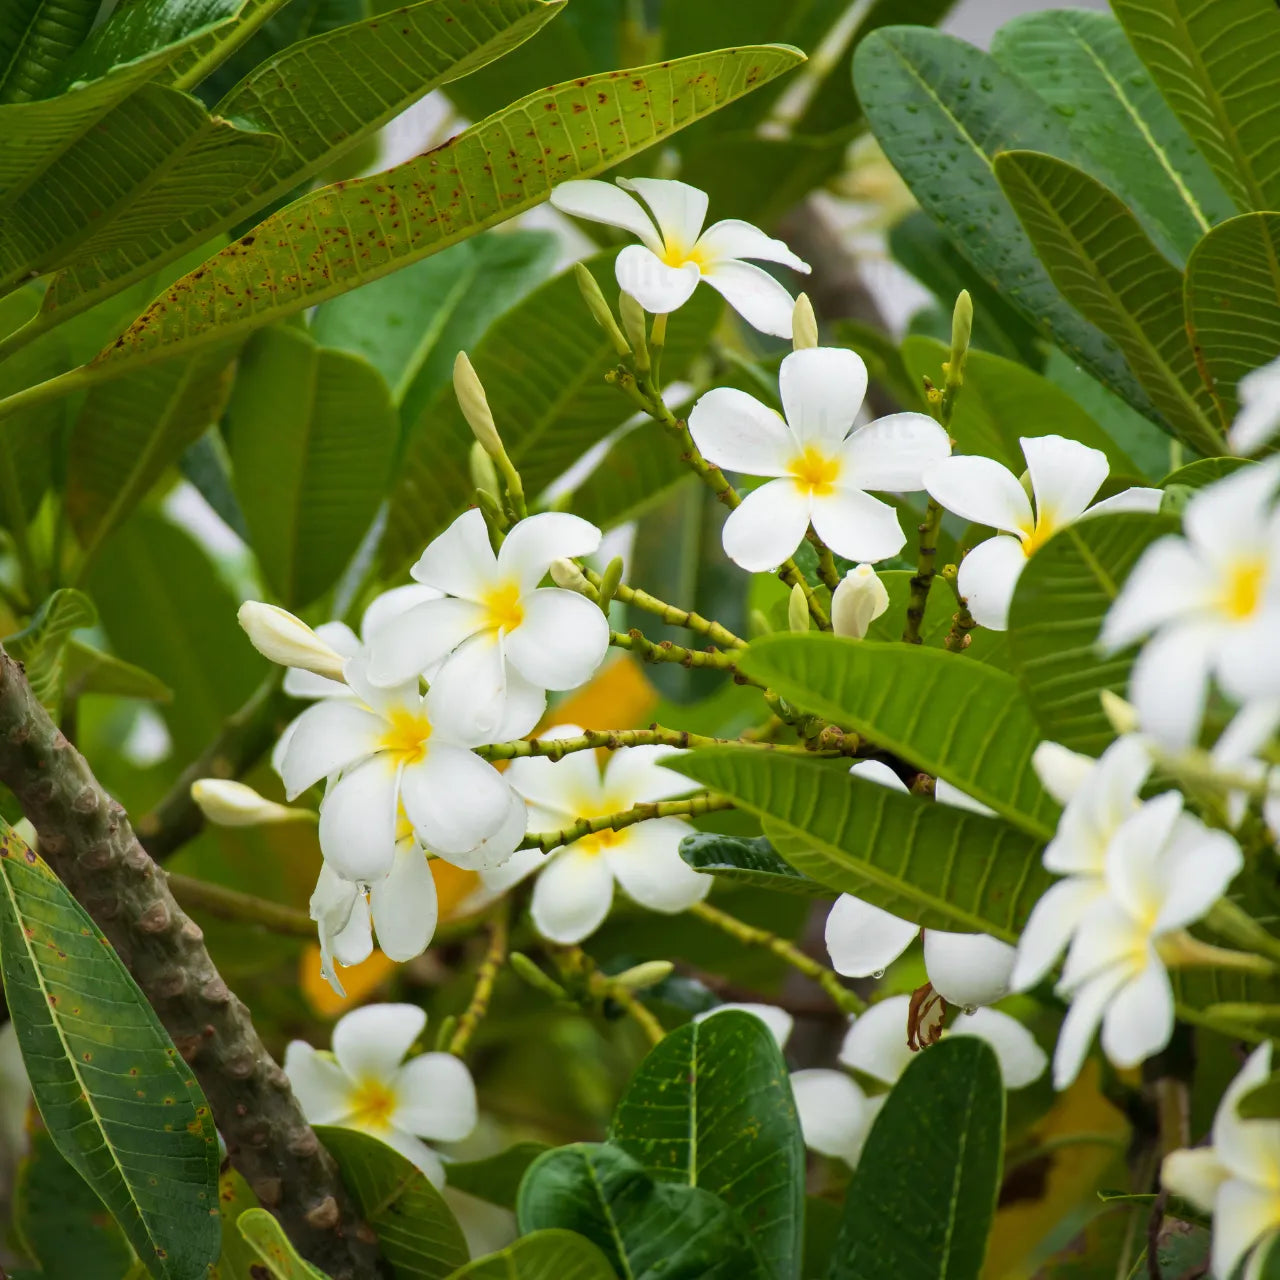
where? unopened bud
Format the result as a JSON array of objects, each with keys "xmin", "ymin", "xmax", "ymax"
[
  {"xmin": 1100, "ymin": 689, "xmax": 1140, "ymax": 736},
  {"xmin": 749, "ymin": 608, "xmax": 772, "ymax": 637},
  {"xmin": 575, "ymin": 263, "xmax": 631, "ymax": 357},
  {"xmin": 791, "ymin": 293, "xmax": 818, "ymax": 350},
  {"xmin": 469, "ymin": 440, "xmax": 500, "ymax": 499},
  {"xmin": 191, "ymin": 778, "xmax": 311, "ymax": 827},
  {"xmin": 618, "ymin": 292, "xmax": 650, "ymax": 374},
  {"xmin": 611, "ymin": 960, "xmax": 674, "ymax": 992},
  {"xmin": 949, "ymin": 289, "xmax": 972, "ymax": 381},
  {"xmin": 550, "ymin": 558, "xmax": 594, "ymax": 595},
  {"xmin": 597, "ymin": 556, "xmax": 624, "ymax": 611},
  {"xmin": 787, "ymin": 583, "xmax": 810, "ymax": 632},
  {"xmin": 454, "ymin": 352, "xmax": 505, "ymax": 460},
  {"xmin": 238, "ymin": 602, "xmax": 347, "ymax": 680},
  {"xmin": 509, "ymin": 951, "xmax": 568, "ymax": 999},
  {"xmin": 831, "ymin": 564, "xmax": 889, "ymax": 639}
]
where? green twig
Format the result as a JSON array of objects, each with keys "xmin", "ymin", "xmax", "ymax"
[
  {"xmin": 585, "ymin": 570, "xmax": 746, "ymax": 649},
  {"xmin": 167, "ymin": 873, "xmax": 314, "ymax": 937},
  {"xmin": 609, "ymin": 628, "xmax": 762, "ymax": 684},
  {"xmin": 477, "ymin": 726, "xmax": 857, "ymax": 764},
  {"xmin": 448, "ymin": 902, "xmax": 510, "ymax": 1057},
  {"xmin": 518, "ymin": 794, "xmax": 735, "ymax": 854}
]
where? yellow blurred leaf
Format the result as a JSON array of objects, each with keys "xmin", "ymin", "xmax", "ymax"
[{"xmin": 546, "ymin": 656, "xmax": 657, "ymax": 731}]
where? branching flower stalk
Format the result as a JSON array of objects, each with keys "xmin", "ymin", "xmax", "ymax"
[
  {"xmin": 517, "ymin": 795, "xmax": 736, "ymax": 855},
  {"xmin": 448, "ymin": 901, "xmax": 511, "ymax": 1058}
]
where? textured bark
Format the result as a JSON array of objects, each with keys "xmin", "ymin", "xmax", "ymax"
[{"xmin": 0, "ymin": 649, "xmax": 379, "ymax": 1279}]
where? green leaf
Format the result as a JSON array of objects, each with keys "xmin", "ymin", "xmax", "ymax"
[
  {"xmin": 153, "ymin": 0, "xmax": 292, "ymax": 93},
  {"xmin": 679, "ymin": 831, "xmax": 825, "ymax": 896},
  {"xmin": 226, "ymin": 326, "xmax": 396, "ymax": 607},
  {"xmin": 990, "ymin": 9, "xmax": 1233, "ymax": 265},
  {"xmin": 210, "ymin": 1167, "xmax": 262, "ymax": 1280},
  {"xmin": 993, "ymin": 149, "xmax": 1222, "ymax": 455},
  {"xmin": 0, "ymin": 0, "xmax": 99, "ymax": 103},
  {"xmin": 608, "ymin": 1010, "xmax": 805, "ymax": 1280},
  {"xmin": 671, "ymin": 749, "xmax": 1049, "ymax": 941},
  {"xmin": 236, "ymin": 1208, "xmax": 329, "ymax": 1279},
  {"xmin": 1184, "ymin": 212, "xmax": 1280, "ymax": 426},
  {"xmin": 853, "ymin": 27, "xmax": 1157, "ymax": 422},
  {"xmin": 443, "ymin": 1142, "xmax": 550, "ymax": 1211},
  {"xmin": 1007, "ymin": 512, "xmax": 1177, "ymax": 754},
  {"xmin": 517, "ymin": 1142, "xmax": 768, "ymax": 1280},
  {"xmin": 382, "ymin": 253, "xmax": 720, "ymax": 571},
  {"xmin": 0, "ymin": 823, "xmax": 221, "ymax": 1280},
  {"xmin": 1161, "ymin": 457, "xmax": 1250, "ymax": 489},
  {"xmin": 3, "ymin": 587, "xmax": 97, "ymax": 711},
  {"xmin": 1111, "ymin": 0, "xmax": 1280, "ymax": 214},
  {"xmin": 63, "ymin": 639, "xmax": 173, "ymax": 704},
  {"xmin": 444, "ymin": 1229, "xmax": 616, "ymax": 1280},
  {"xmin": 829, "ymin": 1037, "xmax": 1004, "ymax": 1280},
  {"xmin": 567, "ymin": 423, "xmax": 693, "ymax": 532},
  {"xmin": 738, "ymin": 635, "xmax": 1056, "ymax": 837},
  {"xmin": 67, "ymin": 344, "xmax": 239, "ymax": 560},
  {"xmin": 1235, "ymin": 1071, "xmax": 1280, "ymax": 1120},
  {"xmin": 91, "ymin": 44, "xmax": 804, "ymax": 375}
]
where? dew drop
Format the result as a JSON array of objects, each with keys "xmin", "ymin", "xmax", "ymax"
[
  {"xmin": 962, "ymin": 1005, "xmax": 977, "ymax": 1016},
  {"xmin": 872, "ymin": 969, "xmax": 885, "ymax": 980}
]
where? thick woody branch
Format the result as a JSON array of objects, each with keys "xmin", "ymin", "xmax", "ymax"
[{"xmin": 0, "ymin": 650, "xmax": 379, "ymax": 1280}]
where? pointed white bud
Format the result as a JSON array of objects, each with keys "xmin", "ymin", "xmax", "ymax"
[
  {"xmin": 611, "ymin": 960, "xmax": 674, "ymax": 992},
  {"xmin": 191, "ymin": 778, "xmax": 311, "ymax": 827},
  {"xmin": 454, "ymin": 352, "xmax": 505, "ymax": 460},
  {"xmin": 788, "ymin": 582, "xmax": 810, "ymax": 632},
  {"xmin": 550, "ymin": 558, "xmax": 592, "ymax": 594},
  {"xmin": 831, "ymin": 564, "xmax": 889, "ymax": 639},
  {"xmin": 1100, "ymin": 689, "xmax": 1140, "ymax": 736},
  {"xmin": 1031, "ymin": 740, "xmax": 1095, "ymax": 807},
  {"xmin": 238, "ymin": 602, "xmax": 348, "ymax": 680},
  {"xmin": 791, "ymin": 293, "xmax": 818, "ymax": 350}
]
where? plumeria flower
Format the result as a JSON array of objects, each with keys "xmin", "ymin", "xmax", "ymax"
[
  {"xmin": 692, "ymin": 1002, "xmax": 794, "ymax": 1048},
  {"xmin": 791, "ymin": 1067, "xmax": 885, "ymax": 1170},
  {"xmin": 831, "ymin": 564, "xmax": 889, "ymax": 638},
  {"xmin": 285, "ymin": 1004, "xmax": 476, "ymax": 1184},
  {"xmin": 279, "ymin": 652, "xmax": 526, "ymax": 884},
  {"xmin": 1101, "ymin": 459, "xmax": 1280, "ymax": 748},
  {"xmin": 549, "ymin": 177, "xmax": 810, "ymax": 337},
  {"xmin": 924, "ymin": 435, "xmax": 1162, "ymax": 631},
  {"xmin": 495, "ymin": 725, "xmax": 710, "ymax": 944},
  {"xmin": 688, "ymin": 348, "xmax": 951, "ymax": 571},
  {"xmin": 1229, "ymin": 353, "xmax": 1280, "ymax": 455},
  {"xmin": 1163, "ymin": 1043, "xmax": 1280, "ymax": 1280},
  {"xmin": 1050, "ymin": 792, "xmax": 1242, "ymax": 1089},
  {"xmin": 367, "ymin": 510, "xmax": 609, "ymax": 740}
]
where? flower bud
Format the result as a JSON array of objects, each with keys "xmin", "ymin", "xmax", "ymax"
[
  {"xmin": 791, "ymin": 293, "xmax": 818, "ymax": 350},
  {"xmin": 574, "ymin": 263, "xmax": 631, "ymax": 358},
  {"xmin": 469, "ymin": 440, "xmax": 500, "ymax": 499},
  {"xmin": 950, "ymin": 289, "xmax": 973, "ymax": 369},
  {"xmin": 550, "ymin": 558, "xmax": 594, "ymax": 596},
  {"xmin": 1100, "ymin": 689, "xmax": 1139, "ymax": 736},
  {"xmin": 787, "ymin": 582, "xmax": 810, "ymax": 632},
  {"xmin": 1031, "ymin": 740, "xmax": 1095, "ymax": 806},
  {"xmin": 509, "ymin": 950, "xmax": 568, "ymax": 999},
  {"xmin": 454, "ymin": 352, "xmax": 505, "ymax": 460},
  {"xmin": 611, "ymin": 960, "xmax": 673, "ymax": 992},
  {"xmin": 597, "ymin": 556, "xmax": 624, "ymax": 611},
  {"xmin": 191, "ymin": 778, "xmax": 310, "ymax": 827},
  {"xmin": 238, "ymin": 602, "xmax": 347, "ymax": 680},
  {"xmin": 831, "ymin": 565, "xmax": 889, "ymax": 639},
  {"xmin": 618, "ymin": 291, "xmax": 650, "ymax": 374}
]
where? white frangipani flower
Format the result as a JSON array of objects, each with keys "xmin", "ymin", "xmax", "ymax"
[
  {"xmin": 279, "ymin": 653, "xmax": 526, "ymax": 884},
  {"xmin": 367, "ymin": 510, "xmax": 609, "ymax": 740},
  {"xmin": 239, "ymin": 602, "xmax": 349, "ymax": 680},
  {"xmin": 285, "ymin": 1004, "xmax": 476, "ymax": 1184},
  {"xmin": 1162, "ymin": 1043, "xmax": 1280, "ymax": 1280},
  {"xmin": 1101, "ymin": 459, "xmax": 1280, "ymax": 748},
  {"xmin": 831, "ymin": 564, "xmax": 889, "ymax": 639},
  {"xmin": 924, "ymin": 435, "xmax": 1162, "ymax": 631},
  {"xmin": 791, "ymin": 1068, "xmax": 884, "ymax": 1170},
  {"xmin": 688, "ymin": 348, "xmax": 951, "ymax": 571},
  {"xmin": 549, "ymin": 177, "xmax": 810, "ymax": 337},
  {"xmin": 1229, "ymin": 353, "xmax": 1280, "ymax": 456},
  {"xmin": 1051, "ymin": 792, "xmax": 1242, "ymax": 1089},
  {"xmin": 499, "ymin": 725, "xmax": 709, "ymax": 944},
  {"xmin": 692, "ymin": 1002, "xmax": 794, "ymax": 1049}
]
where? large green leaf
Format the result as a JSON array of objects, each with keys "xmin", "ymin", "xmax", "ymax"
[
  {"xmin": 566, "ymin": 421, "xmax": 693, "ymax": 532},
  {"xmin": 63, "ymin": 637, "xmax": 174, "ymax": 704},
  {"xmin": 994, "ymin": 149, "xmax": 1222, "ymax": 454},
  {"xmin": 829, "ymin": 1037, "xmax": 1004, "ymax": 1280},
  {"xmin": 382, "ymin": 253, "xmax": 720, "ymax": 570},
  {"xmin": 1185, "ymin": 212, "xmax": 1280, "ymax": 426},
  {"xmin": 236, "ymin": 1209, "xmax": 328, "ymax": 1279},
  {"xmin": 226, "ymin": 326, "xmax": 396, "ymax": 606},
  {"xmin": 678, "ymin": 832, "xmax": 826, "ymax": 897},
  {"xmin": 1007, "ymin": 512, "xmax": 1177, "ymax": 755},
  {"xmin": 853, "ymin": 27, "xmax": 1156, "ymax": 422},
  {"xmin": 608, "ymin": 1010, "xmax": 805, "ymax": 1280},
  {"xmin": 0, "ymin": 823, "xmax": 221, "ymax": 1279},
  {"xmin": 738, "ymin": 635, "xmax": 1056, "ymax": 837},
  {"xmin": 156, "ymin": 0, "xmax": 292, "ymax": 92},
  {"xmin": 317, "ymin": 1126, "xmax": 468, "ymax": 1280},
  {"xmin": 517, "ymin": 1142, "xmax": 768, "ymax": 1280},
  {"xmin": 990, "ymin": 9, "xmax": 1233, "ymax": 265},
  {"xmin": 3, "ymin": 587, "xmax": 97, "ymax": 711},
  {"xmin": 445, "ymin": 1230, "xmax": 616, "ymax": 1280},
  {"xmin": 0, "ymin": 0, "xmax": 99, "ymax": 103},
  {"xmin": 671, "ymin": 749, "xmax": 1050, "ymax": 941},
  {"xmin": 90, "ymin": 44, "xmax": 803, "ymax": 375},
  {"xmin": 1111, "ymin": 0, "xmax": 1280, "ymax": 214}
]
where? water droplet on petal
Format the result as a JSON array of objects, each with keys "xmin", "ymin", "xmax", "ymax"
[
  {"xmin": 872, "ymin": 969, "xmax": 885, "ymax": 980},
  {"xmin": 962, "ymin": 1005, "xmax": 977, "ymax": 1016}
]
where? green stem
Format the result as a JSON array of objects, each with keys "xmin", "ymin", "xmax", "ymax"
[
  {"xmin": 810, "ymin": 535, "xmax": 842, "ymax": 593},
  {"xmin": 518, "ymin": 794, "xmax": 735, "ymax": 854},
  {"xmin": 477, "ymin": 726, "xmax": 857, "ymax": 763},
  {"xmin": 940, "ymin": 566, "xmax": 976, "ymax": 653},
  {"xmin": 649, "ymin": 310, "xmax": 668, "ymax": 387},
  {"xmin": 1204, "ymin": 901, "xmax": 1280, "ymax": 968},
  {"xmin": 0, "ymin": 362, "xmax": 102, "ymax": 426},
  {"xmin": 585, "ymin": 570, "xmax": 747, "ymax": 649},
  {"xmin": 609, "ymin": 627, "xmax": 761, "ymax": 683},
  {"xmin": 903, "ymin": 498, "xmax": 944, "ymax": 645},
  {"xmin": 167, "ymin": 872, "xmax": 314, "ymax": 937},
  {"xmin": 448, "ymin": 901, "xmax": 510, "ymax": 1057}
]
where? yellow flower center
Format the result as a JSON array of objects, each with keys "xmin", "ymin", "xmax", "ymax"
[
  {"xmin": 787, "ymin": 445, "xmax": 841, "ymax": 498},
  {"xmin": 348, "ymin": 1077, "xmax": 397, "ymax": 1131},
  {"xmin": 1020, "ymin": 514, "xmax": 1057, "ymax": 558},
  {"xmin": 379, "ymin": 707, "xmax": 432, "ymax": 767},
  {"xmin": 576, "ymin": 827, "xmax": 625, "ymax": 856},
  {"xmin": 1221, "ymin": 557, "xmax": 1266, "ymax": 620},
  {"xmin": 660, "ymin": 237, "xmax": 707, "ymax": 271},
  {"xmin": 481, "ymin": 580, "xmax": 524, "ymax": 634}
]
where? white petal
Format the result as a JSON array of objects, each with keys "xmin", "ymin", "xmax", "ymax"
[
  {"xmin": 1218, "ymin": 611, "xmax": 1280, "ymax": 703},
  {"xmin": 549, "ymin": 179, "xmax": 661, "ymax": 250},
  {"xmin": 1021, "ymin": 435, "xmax": 1108, "ymax": 529},
  {"xmin": 831, "ymin": 564, "xmax": 889, "ymax": 639},
  {"xmin": 1150, "ymin": 815, "xmax": 1242, "ymax": 934},
  {"xmin": 696, "ymin": 218, "xmax": 810, "ymax": 272},
  {"xmin": 498, "ymin": 513, "xmax": 603, "ymax": 594},
  {"xmin": 1085, "ymin": 486, "xmax": 1164, "ymax": 518},
  {"xmin": 602, "ymin": 744, "xmax": 692, "ymax": 804},
  {"xmin": 825, "ymin": 894, "xmax": 916, "ymax": 977},
  {"xmin": 1010, "ymin": 876, "xmax": 1106, "ymax": 991},
  {"xmin": 370, "ymin": 843, "xmax": 438, "ymax": 962},
  {"xmin": 956, "ymin": 535, "xmax": 1026, "ymax": 631},
  {"xmin": 925, "ymin": 454, "xmax": 1034, "ymax": 535},
  {"xmin": 778, "ymin": 347, "xmax": 866, "ymax": 446},
  {"xmin": 365, "ymin": 598, "xmax": 486, "ymax": 688},
  {"xmin": 1098, "ymin": 536, "xmax": 1217, "ymax": 650},
  {"xmin": 280, "ymin": 700, "xmax": 386, "ymax": 798},
  {"xmin": 1213, "ymin": 1179, "xmax": 1280, "ymax": 1280},
  {"xmin": 688, "ymin": 387, "xmax": 794, "ymax": 477},
  {"xmin": 702, "ymin": 258, "xmax": 798, "ymax": 338},
  {"xmin": 491, "ymin": 667, "xmax": 546, "ymax": 742},
  {"xmin": 1100, "ymin": 957, "xmax": 1174, "ymax": 1068},
  {"xmin": 1032, "ymin": 741, "xmax": 1095, "ymax": 807},
  {"xmin": 504, "ymin": 588, "xmax": 609, "ymax": 691},
  {"xmin": 506, "ymin": 735, "xmax": 601, "ymax": 819},
  {"xmin": 1160, "ymin": 1147, "xmax": 1231, "ymax": 1214},
  {"xmin": 284, "ymin": 667, "xmax": 353, "ymax": 701},
  {"xmin": 790, "ymin": 1069, "xmax": 875, "ymax": 1166},
  {"xmin": 922, "ymin": 931, "xmax": 1016, "ymax": 1008},
  {"xmin": 1052, "ymin": 964, "xmax": 1130, "ymax": 1090},
  {"xmin": 343, "ymin": 652, "xmax": 420, "ymax": 718},
  {"xmin": 841, "ymin": 413, "xmax": 952, "ymax": 492},
  {"xmin": 849, "ymin": 759, "xmax": 907, "ymax": 792},
  {"xmin": 332, "ymin": 895, "xmax": 373, "ymax": 971},
  {"xmin": 370, "ymin": 1126, "xmax": 446, "ymax": 1186},
  {"xmin": 1184, "ymin": 455, "xmax": 1280, "ymax": 564},
  {"xmin": 1215, "ymin": 1044, "xmax": 1280, "ymax": 1186},
  {"xmin": 839, "ymin": 995, "xmax": 914, "ymax": 1085},
  {"xmin": 392, "ymin": 1052, "xmax": 478, "ymax": 1142},
  {"xmin": 284, "ymin": 1042, "xmax": 356, "ymax": 1124},
  {"xmin": 693, "ymin": 1003, "xmax": 794, "ymax": 1048},
  {"xmin": 529, "ymin": 847, "xmax": 614, "ymax": 943},
  {"xmin": 1102, "ymin": 791, "xmax": 1184, "ymax": 923},
  {"xmin": 474, "ymin": 846, "xmax": 548, "ymax": 900},
  {"xmin": 620, "ymin": 176, "xmax": 708, "ymax": 251},
  {"xmin": 721, "ymin": 478, "xmax": 812, "ymax": 571},
  {"xmin": 402, "ymin": 749, "xmax": 520, "ymax": 865},
  {"xmin": 318, "ymin": 756, "xmax": 401, "ymax": 882},
  {"xmin": 616, "ymin": 245, "xmax": 700, "ymax": 314},
  {"xmin": 934, "ymin": 778, "xmax": 995, "ymax": 816},
  {"xmin": 410, "ymin": 508, "xmax": 499, "ymax": 599},
  {"xmin": 361, "ymin": 584, "xmax": 443, "ymax": 643},
  {"xmin": 1128, "ymin": 622, "xmax": 1216, "ymax": 749},
  {"xmin": 951, "ymin": 1008, "xmax": 1047, "ymax": 1088},
  {"xmin": 810, "ymin": 488, "xmax": 905, "ymax": 564},
  {"xmin": 311, "ymin": 863, "xmax": 370, "ymax": 990},
  {"xmin": 332, "ymin": 1003, "xmax": 426, "ymax": 1081},
  {"xmin": 437, "ymin": 788, "xmax": 528, "ymax": 875},
  {"xmin": 604, "ymin": 819, "xmax": 710, "ymax": 912},
  {"xmin": 426, "ymin": 631, "xmax": 510, "ymax": 743}
]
